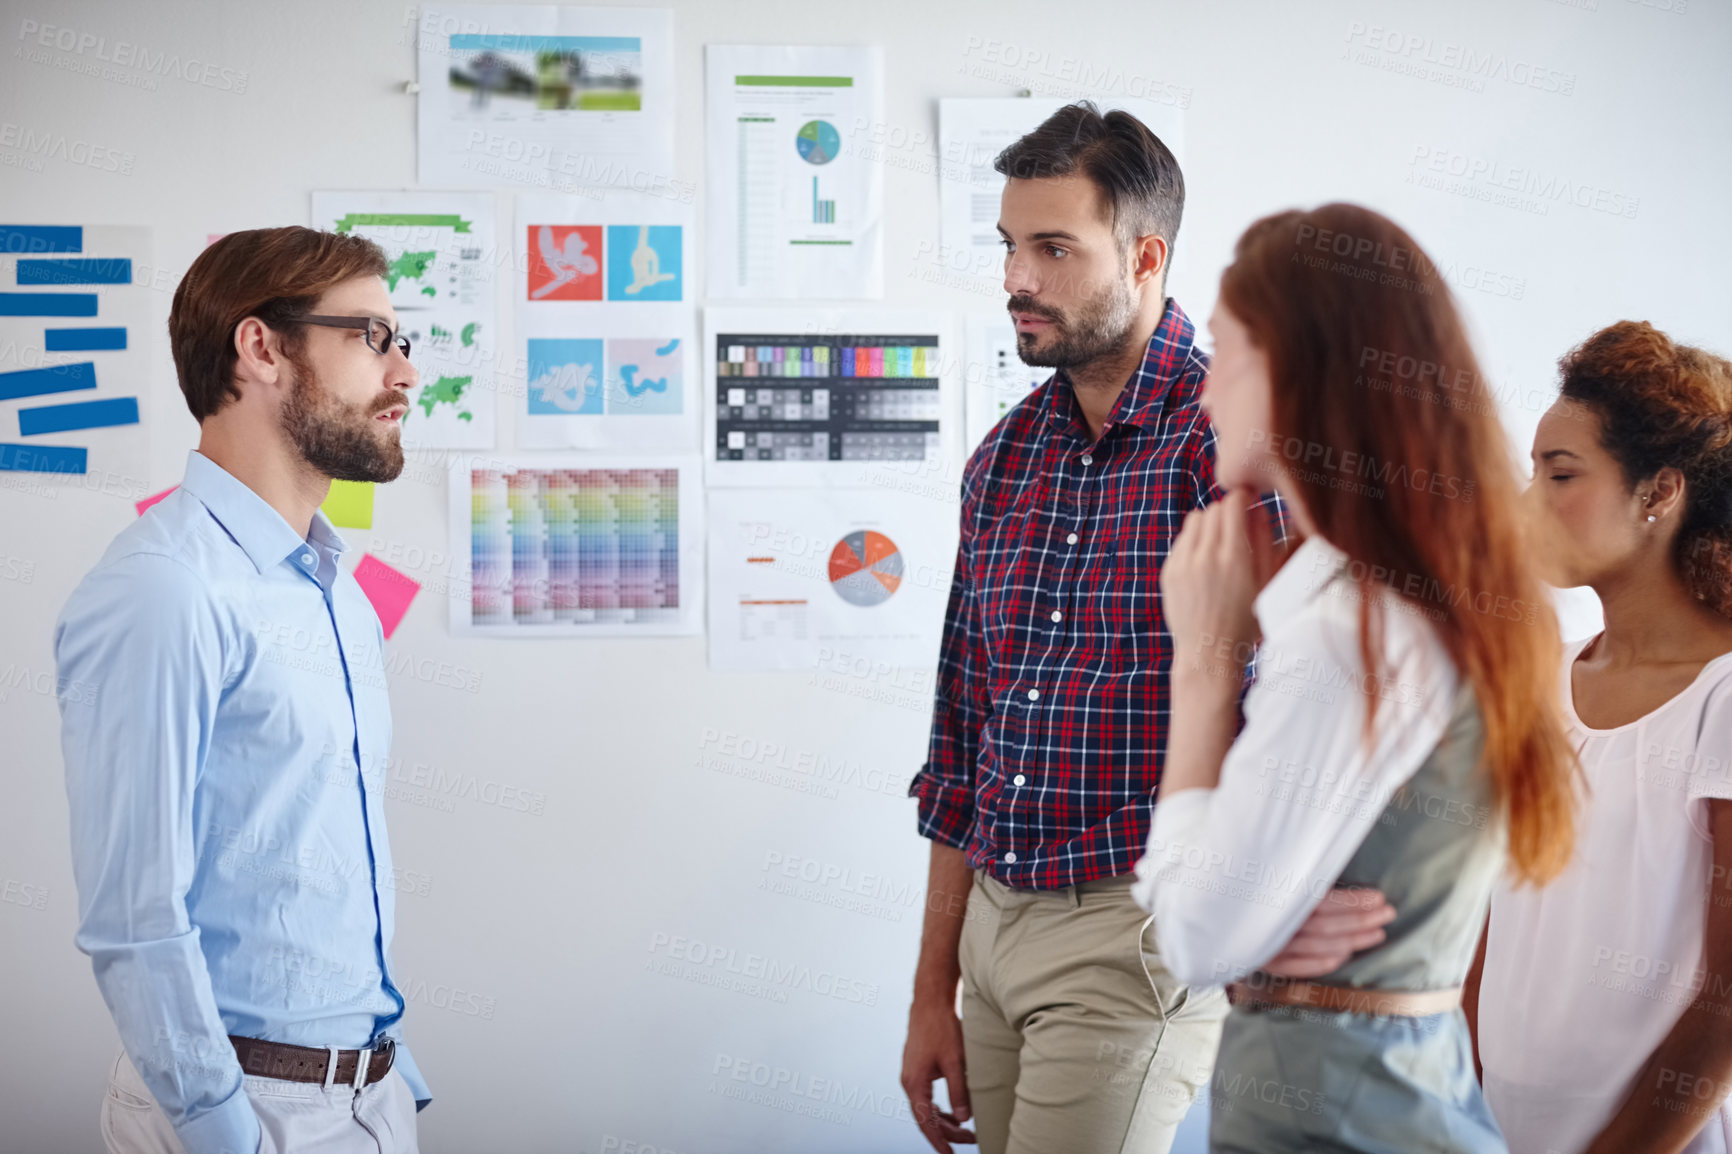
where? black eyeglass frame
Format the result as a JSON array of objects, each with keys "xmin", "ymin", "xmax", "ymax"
[{"xmin": 297, "ymin": 314, "xmax": 411, "ymax": 359}]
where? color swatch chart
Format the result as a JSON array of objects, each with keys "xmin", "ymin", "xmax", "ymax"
[
  {"xmin": 469, "ymin": 467, "xmax": 680, "ymax": 628},
  {"xmin": 714, "ymin": 332, "xmax": 940, "ymax": 463},
  {"xmin": 0, "ymin": 224, "xmax": 144, "ymax": 480}
]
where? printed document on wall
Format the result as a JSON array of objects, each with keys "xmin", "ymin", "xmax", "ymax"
[
  {"xmin": 514, "ymin": 191, "xmax": 696, "ymax": 450},
  {"xmin": 707, "ymin": 487, "xmax": 955, "ymax": 672},
  {"xmin": 312, "ymin": 191, "xmax": 498, "ymax": 449},
  {"xmin": 939, "ymin": 98, "xmax": 1184, "ymax": 292},
  {"xmin": 703, "ymin": 307, "xmax": 959, "ymax": 489},
  {"xmin": 447, "ymin": 452, "xmax": 703, "ymax": 637},
  {"xmin": 705, "ymin": 45, "xmax": 883, "ymax": 299},
  {"xmin": 963, "ymin": 312, "xmax": 1050, "ymax": 455},
  {"xmin": 416, "ymin": 5, "xmax": 676, "ymax": 194}
]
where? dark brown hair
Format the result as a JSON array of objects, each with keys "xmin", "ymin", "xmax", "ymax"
[
  {"xmin": 168, "ymin": 226, "xmax": 387, "ymax": 420},
  {"xmin": 1558, "ymin": 321, "xmax": 1732, "ymax": 618},
  {"xmin": 1219, "ymin": 203, "xmax": 1576, "ymax": 885},
  {"xmin": 994, "ymin": 101, "xmax": 1184, "ymax": 255}
]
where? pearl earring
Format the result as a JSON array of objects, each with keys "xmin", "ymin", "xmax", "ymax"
[{"xmin": 1647, "ymin": 514, "xmax": 1657, "ymax": 522}]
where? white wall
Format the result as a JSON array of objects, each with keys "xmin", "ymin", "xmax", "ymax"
[{"xmin": 2, "ymin": 0, "xmax": 1728, "ymax": 1151}]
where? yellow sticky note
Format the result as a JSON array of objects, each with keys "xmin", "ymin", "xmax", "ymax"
[{"xmin": 321, "ymin": 480, "xmax": 374, "ymax": 529}]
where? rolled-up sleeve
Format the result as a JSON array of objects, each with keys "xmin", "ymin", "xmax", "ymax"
[
  {"xmin": 56, "ymin": 552, "xmax": 261, "ymax": 1154},
  {"xmin": 909, "ymin": 531, "xmax": 986, "ymax": 849}
]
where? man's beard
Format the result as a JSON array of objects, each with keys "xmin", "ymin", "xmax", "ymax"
[
  {"xmin": 278, "ymin": 350, "xmax": 405, "ymax": 484},
  {"xmin": 1010, "ymin": 277, "xmax": 1141, "ymax": 369}
]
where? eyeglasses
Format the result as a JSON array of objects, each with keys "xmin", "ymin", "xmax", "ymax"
[{"xmin": 298, "ymin": 314, "xmax": 411, "ymax": 358}]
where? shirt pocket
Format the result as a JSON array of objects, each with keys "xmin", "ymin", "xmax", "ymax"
[{"xmin": 1099, "ymin": 512, "xmax": 1180, "ymax": 663}]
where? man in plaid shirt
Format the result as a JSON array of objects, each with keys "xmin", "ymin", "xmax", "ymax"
[{"xmin": 900, "ymin": 104, "xmax": 1288, "ymax": 1154}]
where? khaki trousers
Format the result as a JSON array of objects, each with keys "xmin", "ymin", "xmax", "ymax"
[{"xmin": 960, "ymin": 869, "xmax": 1227, "ymax": 1154}]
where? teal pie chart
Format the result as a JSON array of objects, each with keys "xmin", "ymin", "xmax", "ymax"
[{"xmin": 796, "ymin": 119, "xmax": 841, "ymax": 165}]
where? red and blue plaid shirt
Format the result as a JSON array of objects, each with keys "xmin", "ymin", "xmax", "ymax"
[{"xmin": 911, "ymin": 299, "xmax": 1289, "ymax": 890}]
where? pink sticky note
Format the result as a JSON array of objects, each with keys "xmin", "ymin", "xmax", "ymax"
[
  {"xmin": 136, "ymin": 485, "xmax": 178, "ymax": 515},
  {"xmin": 352, "ymin": 553, "xmax": 420, "ymax": 640}
]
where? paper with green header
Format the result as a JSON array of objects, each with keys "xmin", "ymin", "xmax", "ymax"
[
  {"xmin": 705, "ymin": 45, "xmax": 884, "ymax": 299},
  {"xmin": 312, "ymin": 191, "xmax": 498, "ymax": 450}
]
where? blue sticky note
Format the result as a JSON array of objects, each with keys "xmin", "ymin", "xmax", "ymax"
[
  {"xmin": 0, "ymin": 443, "xmax": 87, "ymax": 473},
  {"xmin": 17, "ymin": 258, "xmax": 132, "ymax": 285},
  {"xmin": 0, "ymin": 293, "xmax": 99, "ymax": 316},
  {"xmin": 0, "ymin": 362, "xmax": 97, "ymax": 401},
  {"xmin": 44, "ymin": 328, "xmax": 126, "ymax": 352},
  {"xmin": 0, "ymin": 226, "xmax": 82, "ymax": 254},
  {"xmin": 18, "ymin": 397, "xmax": 139, "ymax": 435}
]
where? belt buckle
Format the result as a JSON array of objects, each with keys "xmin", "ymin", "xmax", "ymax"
[
  {"xmin": 369, "ymin": 1036, "xmax": 396, "ymax": 1081},
  {"xmin": 350, "ymin": 1036, "xmax": 394, "ymax": 1092}
]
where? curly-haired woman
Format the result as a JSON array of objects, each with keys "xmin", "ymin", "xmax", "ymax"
[{"xmin": 1473, "ymin": 321, "xmax": 1732, "ymax": 1154}]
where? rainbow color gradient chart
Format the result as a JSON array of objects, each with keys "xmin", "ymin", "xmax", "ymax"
[
  {"xmin": 0, "ymin": 224, "xmax": 149, "ymax": 496},
  {"xmin": 449, "ymin": 455, "xmax": 703, "ymax": 637}
]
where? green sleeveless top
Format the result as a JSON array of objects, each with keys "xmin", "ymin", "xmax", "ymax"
[{"xmin": 1326, "ymin": 680, "xmax": 1504, "ymax": 990}]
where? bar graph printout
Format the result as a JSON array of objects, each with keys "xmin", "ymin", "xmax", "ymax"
[{"xmin": 705, "ymin": 45, "xmax": 883, "ymax": 299}]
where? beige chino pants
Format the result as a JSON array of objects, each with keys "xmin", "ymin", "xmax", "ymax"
[
  {"xmin": 960, "ymin": 870, "xmax": 1227, "ymax": 1154},
  {"xmin": 100, "ymin": 1044, "xmax": 419, "ymax": 1154}
]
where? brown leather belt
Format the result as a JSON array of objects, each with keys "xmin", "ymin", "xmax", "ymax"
[
  {"xmin": 1227, "ymin": 979, "xmax": 1462, "ymax": 1017},
  {"xmin": 229, "ymin": 1035, "xmax": 395, "ymax": 1088}
]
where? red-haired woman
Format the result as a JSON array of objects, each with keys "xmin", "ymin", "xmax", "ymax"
[
  {"xmin": 1131, "ymin": 203, "xmax": 1577, "ymax": 1151},
  {"xmin": 1471, "ymin": 322, "xmax": 1732, "ymax": 1153}
]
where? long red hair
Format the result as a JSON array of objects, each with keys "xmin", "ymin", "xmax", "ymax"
[{"xmin": 1219, "ymin": 203, "xmax": 1576, "ymax": 885}]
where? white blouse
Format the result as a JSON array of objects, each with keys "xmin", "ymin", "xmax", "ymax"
[
  {"xmin": 1481, "ymin": 635, "xmax": 1732, "ymax": 1154},
  {"xmin": 1133, "ymin": 535, "xmax": 1463, "ymax": 986}
]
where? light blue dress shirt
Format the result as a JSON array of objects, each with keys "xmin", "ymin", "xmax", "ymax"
[{"xmin": 55, "ymin": 450, "xmax": 429, "ymax": 1154}]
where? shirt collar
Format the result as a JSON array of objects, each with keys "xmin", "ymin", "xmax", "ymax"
[
  {"xmin": 1045, "ymin": 297, "xmax": 1196, "ymax": 438},
  {"xmin": 1254, "ymin": 534, "xmax": 1348, "ymax": 629},
  {"xmin": 179, "ymin": 450, "xmax": 348, "ymax": 576}
]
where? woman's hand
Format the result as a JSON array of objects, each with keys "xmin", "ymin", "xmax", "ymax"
[
  {"xmin": 1262, "ymin": 888, "xmax": 1397, "ymax": 978},
  {"xmin": 1161, "ymin": 487, "xmax": 1266, "ymax": 687}
]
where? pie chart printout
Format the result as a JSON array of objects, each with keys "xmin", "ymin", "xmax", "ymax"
[
  {"xmin": 796, "ymin": 119, "xmax": 841, "ymax": 165},
  {"xmin": 827, "ymin": 530, "xmax": 903, "ymax": 606}
]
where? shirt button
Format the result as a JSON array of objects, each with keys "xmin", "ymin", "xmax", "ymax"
[
  {"xmin": 1081, "ymin": 454, "xmax": 1094, "ymax": 465},
  {"xmin": 1004, "ymin": 852, "xmax": 1018, "ymax": 864},
  {"xmin": 1013, "ymin": 774, "xmax": 1027, "ymax": 786},
  {"xmin": 1026, "ymin": 688, "xmax": 1040, "ymax": 701},
  {"xmin": 300, "ymin": 553, "xmax": 314, "ymax": 565},
  {"xmin": 1050, "ymin": 610, "xmax": 1062, "ymax": 623},
  {"xmin": 1066, "ymin": 532, "xmax": 1078, "ymax": 545}
]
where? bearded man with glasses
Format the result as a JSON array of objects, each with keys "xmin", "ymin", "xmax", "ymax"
[{"xmin": 55, "ymin": 226, "xmax": 430, "ymax": 1154}]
